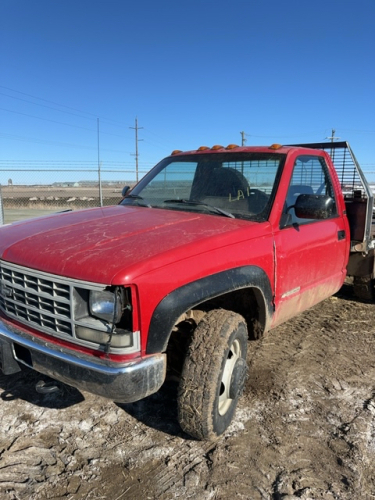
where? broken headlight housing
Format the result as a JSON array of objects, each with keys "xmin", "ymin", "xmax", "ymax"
[{"xmin": 75, "ymin": 286, "xmax": 138, "ymax": 352}]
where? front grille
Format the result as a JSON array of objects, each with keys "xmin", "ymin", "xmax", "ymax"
[{"xmin": 0, "ymin": 262, "xmax": 73, "ymax": 337}]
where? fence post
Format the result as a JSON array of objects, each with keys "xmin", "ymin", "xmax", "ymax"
[{"xmin": 0, "ymin": 184, "xmax": 4, "ymax": 225}]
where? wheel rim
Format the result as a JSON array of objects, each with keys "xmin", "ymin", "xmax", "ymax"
[{"xmin": 218, "ymin": 339, "xmax": 242, "ymax": 416}]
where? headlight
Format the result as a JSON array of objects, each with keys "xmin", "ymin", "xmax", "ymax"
[
  {"xmin": 76, "ymin": 326, "xmax": 133, "ymax": 348},
  {"xmin": 89, "ymin": 290, "xmax": 123, "ymax": 323}
]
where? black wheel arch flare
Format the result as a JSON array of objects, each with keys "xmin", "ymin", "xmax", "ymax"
[{"xmin": 146, "ymin": 265, "xmax": 274, "ymax": 354}]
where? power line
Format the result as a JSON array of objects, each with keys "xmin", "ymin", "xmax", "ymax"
[
  {"xmin": 0, "ymin": 85, "xmax": 98, "ymax": 117},
  {"xmin": 0, "ymin": 91, "xmax": 96, "ymax": 122},
  {"xmin": 339, "ymin": 128, "xmax": 375, "ymax": 135},
  {"xmin": 0, "ymin": 86, "xmax": 129, "ymax": 128},
  {"xmin": 142, "ymin": 128, "xmax": 177, "ymax": 149},
  {"xmin": 0, "ymin": 107, "xmax": 94, "ymax": 132},
  {"xmin": 239, "ymin": 131, "xmax": 329, "ymax": 139},
  {"xmin": 0, "ymin": 87, "xmax": 171, "ymax": 157},
  {"xmin": 0, "ymin": 160, "xmax": 147, "ymax": 165},
  {"xmin": 0, "ymin": 107, "xmax": 129, "ymax": 138},
  {"xmin": 0, "ymin": 131, "xmax": 129, "ymax": 153}
]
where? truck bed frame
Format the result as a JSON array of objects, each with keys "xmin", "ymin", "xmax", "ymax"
[{"xmin": 291, "ymin": 141, "xmax": 374, "ymax": 253}]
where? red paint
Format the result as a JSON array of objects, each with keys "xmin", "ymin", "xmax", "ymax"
[{"xmin": 0, "ymin": 145, "xmax": 352, "ymax": 361}]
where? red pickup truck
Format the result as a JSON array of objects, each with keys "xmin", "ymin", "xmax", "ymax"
[{"xmin": 0, "ymin": 141, "xmax": 373, "ymax": 440}]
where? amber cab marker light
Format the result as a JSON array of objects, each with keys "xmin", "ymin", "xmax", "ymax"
[
  {"xmin": 211, "ymin": 145, "xmax": 224, "ymax": 150},
  {"xmin": 226, "ymin": 144, "xmax": 239, "ymax": 149},
  {"xmin": 197, "ymin": 146, "xmax": 209, "ymax": 151},
  {"xmin": 171, "ymin": 149, "xmax": 182, "ymax": 155},
  {"xmin": 269, "ymin": 143, "xmax": 283, "ymax": 150}
]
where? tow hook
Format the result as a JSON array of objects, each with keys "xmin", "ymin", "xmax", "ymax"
[{"xmin": 35, "ymin": 379, "xmax": 60, "ymax": 395}]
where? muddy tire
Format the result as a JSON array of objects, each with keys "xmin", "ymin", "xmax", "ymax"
[
  {"xmin": 177, "ymin": 309, "xmax": 248, "ymax": 440},
  {"xmin": 353, "ymin": 276, "xmax": 375, "ymax": 302}
]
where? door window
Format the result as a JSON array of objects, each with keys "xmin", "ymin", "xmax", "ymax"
[{"xmin": 283, "ymin": 155, "xmax": 337, "ymax": 226}]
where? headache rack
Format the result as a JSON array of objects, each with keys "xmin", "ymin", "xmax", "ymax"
[{"xmin": 290, "ymin": 141, "xmax": 374, "ymax": 252}]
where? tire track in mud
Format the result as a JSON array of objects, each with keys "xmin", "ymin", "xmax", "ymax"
[
  {"xmin": 1, "ymin": 288, "xmax": 375, "ymax": 499},
  {"xmin": 0, "ymin": 375, "xmax": 218, "ymax": 499},
  {"xmin": 101, "ymin": 292, "xmax": 375, "ymax": 500},
  {"xmin": 115, "ymin": 440, "xmax": 216, "ymax": 499},
  {"xmin": 237, "ymin": 294, "xmax": 375, "ymax": 499}
]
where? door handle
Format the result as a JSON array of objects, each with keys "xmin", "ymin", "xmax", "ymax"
[{"xmin": 338, "ymin": 230, "xmax": 346, "ymax": 241}]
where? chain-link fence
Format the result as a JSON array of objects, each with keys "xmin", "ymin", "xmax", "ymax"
[
  {"xmin": 0, "ymin": 166, "xmax": 149, "ymax": 224},
  {"xmin": 0, "ymin": 184, "xmax": 4, "ymax": 225},
  {"xmin": 3, "ymin": 164, "xmax": 375, "ymax": 226}
]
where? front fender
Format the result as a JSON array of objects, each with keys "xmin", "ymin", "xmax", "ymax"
[{"xmin": 146, "ymin": 265, "xmax": 273, "ymax": 354}]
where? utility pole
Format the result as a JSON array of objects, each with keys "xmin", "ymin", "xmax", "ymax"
[
  {"xmin": 326, "ymin": 128, "xmax": 340, "ymax": 162},
  {"xmin": 130, "ymin": 117, "xmax": 143, "ymax": 183},
  {"xmin": 326, "ymin": 129, "xmax": 340, "ymax": 142},
  {"xmin": 240, "ymin": 131, "xmax": 247, "ymax": 146},
  {"xmin": 97, "ymin": 118, "xmax": 103, "ymax": 207},
  {"xmin": 0, "ymin": 185, "xmax": 4, "ymax": 226}
]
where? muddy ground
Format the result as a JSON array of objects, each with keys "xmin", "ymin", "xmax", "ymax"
[{"xmin": 1, "ymin": 282, "xmax": 375, "ymax": 499}]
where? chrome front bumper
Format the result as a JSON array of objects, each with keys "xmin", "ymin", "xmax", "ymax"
[{"xmin": 0, "ymin": 317, "xmax": 166, "ymax": 403}]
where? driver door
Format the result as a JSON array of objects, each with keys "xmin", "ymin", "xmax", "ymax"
[{"xmin": 272, "ymin": 154, "xmax": 349, "ymax": 326}]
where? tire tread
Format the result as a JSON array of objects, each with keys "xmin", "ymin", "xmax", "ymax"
[{"xmin": 177, "ymin": 309, "xmax": 247, "ymax": 440}]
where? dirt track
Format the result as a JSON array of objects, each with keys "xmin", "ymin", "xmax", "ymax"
[{"xmin": 1, "ymin": 282, "xmax": 375, "ymax": 499}]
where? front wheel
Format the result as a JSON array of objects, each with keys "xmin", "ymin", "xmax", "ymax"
[{"xmin": 177, "ymin": 309, "xmax": 248, "ymax": 440}]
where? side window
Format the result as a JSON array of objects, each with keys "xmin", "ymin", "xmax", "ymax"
[{"xmin": 284, "ymin": 155, "xmax": 337, "ymax": 226}]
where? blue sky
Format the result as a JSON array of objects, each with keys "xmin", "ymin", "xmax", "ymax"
[{"xmin": 1, "ymin": 0, "xmax": 374, "ymax": 183}]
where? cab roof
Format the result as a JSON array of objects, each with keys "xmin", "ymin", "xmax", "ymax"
[{"xmin": 169, "ymin": 143, "xmax": 326, "ymax": 157}]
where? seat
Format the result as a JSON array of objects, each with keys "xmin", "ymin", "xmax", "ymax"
[
  {"xmin": 202, "ymin": 167, "xmax": 249, "ymax": 197},
  {"xmin": 196, "ymin": 167, "xmax": 250, "ymax": 213}
]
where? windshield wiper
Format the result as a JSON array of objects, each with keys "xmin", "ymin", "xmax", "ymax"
[
  {"xmin": 163, "ymin": 199, "xmax": 235, "ymax": 218},
  {"xmin": 123, "ymin": 194, "xmax": 152, "ymax": 208}
]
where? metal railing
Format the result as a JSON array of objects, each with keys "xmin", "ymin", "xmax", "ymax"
[{"xmin": 290, "ymin": 141, "xmax": 374, "ymax": 251}]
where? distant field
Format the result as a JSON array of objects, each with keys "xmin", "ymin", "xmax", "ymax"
[
  {"xmin": 2, "ymin": 184, "xmax": 124, "ymax": 201},
  {"xmin": 1, "ymin": 184, "xmax": 129, "ymax": 223}
]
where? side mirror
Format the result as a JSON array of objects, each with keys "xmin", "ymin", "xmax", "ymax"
[
  {"xmin": 121, "ymin": 186, "xmax": 131, "ymax": 197},
  {"xmin": 294, "ymin": 194, "xmax": 335, "ymax": 220}
]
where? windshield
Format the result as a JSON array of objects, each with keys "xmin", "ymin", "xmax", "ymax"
[{"xmin": 120, "ymin": 152, "xmax": 286, "ymax": 221}]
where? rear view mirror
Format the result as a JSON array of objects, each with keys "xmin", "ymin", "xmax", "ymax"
[{"xmin": 294, "ymin": 194, "xmax": 335, "ymax": 220}]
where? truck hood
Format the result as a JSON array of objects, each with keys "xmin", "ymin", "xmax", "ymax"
[{"xmin": 0, "ymin": 205, "xmax": 264, "ymax": 284}]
